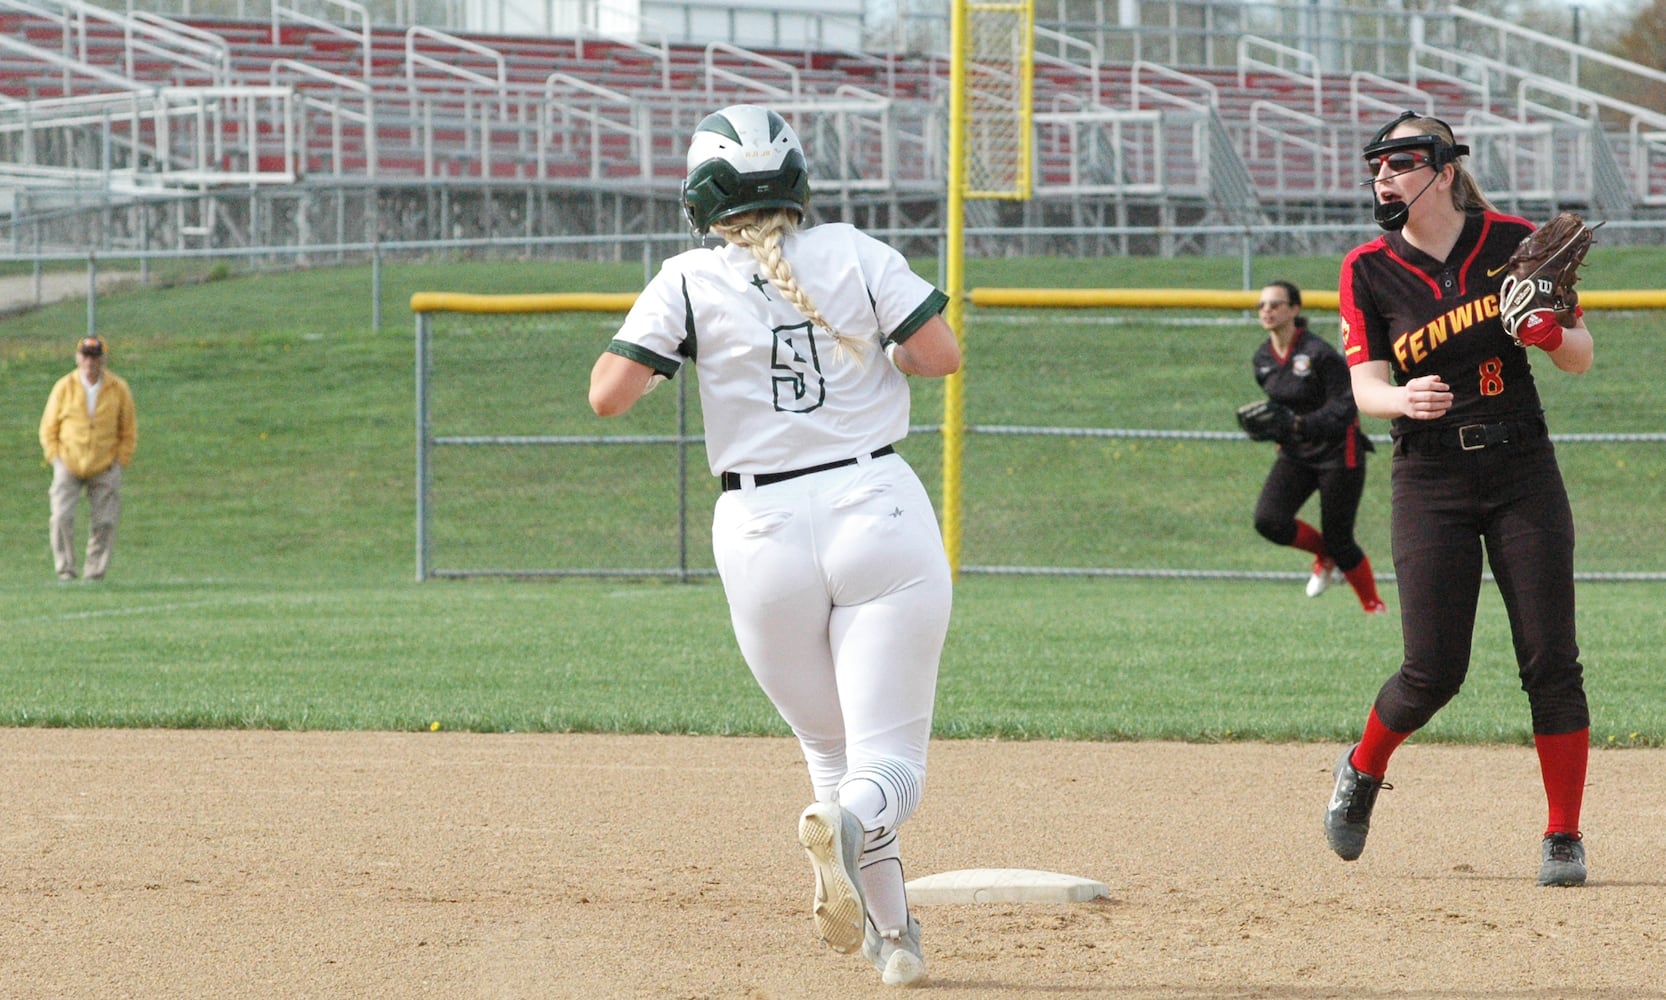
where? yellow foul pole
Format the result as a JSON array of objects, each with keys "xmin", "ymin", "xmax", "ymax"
[{"xmin": 942, "ymin": 0, "xmax": 968, "ymax": 578}]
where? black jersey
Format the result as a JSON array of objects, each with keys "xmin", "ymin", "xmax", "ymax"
[
  {"xmin": 1339, "ymin": 210, "xmax": 1545, "ymax": 438},
  {"xmin": 1252, "ymin": 326, "xmax": 1370, "ymax": 469}
]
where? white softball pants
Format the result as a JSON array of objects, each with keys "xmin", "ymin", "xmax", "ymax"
[{"xmin": 713, "ymin": 452, "xmax": 952, "ymax": 928}]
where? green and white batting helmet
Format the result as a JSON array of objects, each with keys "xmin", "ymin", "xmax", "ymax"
[{"xmin": 682, "ymin": 104, "xmax": 810, "ymax": 235}]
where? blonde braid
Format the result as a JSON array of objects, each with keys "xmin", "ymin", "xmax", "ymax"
[{"xmin": 714, "ymin": 210, "xmax": 867, "ymax": 363}]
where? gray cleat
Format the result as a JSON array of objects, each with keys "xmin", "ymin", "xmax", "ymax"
[
  {"xmin": 862, "ymin": 914, "xmax": 926, "ymax": 987},
  {"xmin": 798, "ymin": 801, "xmax": 868, "ymax": 954},
  {"xmin": 1538, "ymin": 833, "xmax": 1587, "ymax": 887},
  {"xmin": 1325, "ymin": 745, "xmax": 1390, "ymax": 861}
]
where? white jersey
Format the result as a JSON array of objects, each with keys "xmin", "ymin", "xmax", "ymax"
[{"xmin": 607, "ymin": 222, "xmax": 949, "ymax": 476}]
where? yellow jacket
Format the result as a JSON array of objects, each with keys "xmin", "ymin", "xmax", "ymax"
[{"xmin": 39, "ymin": 371, "xmax": 138, "ymax": 478}]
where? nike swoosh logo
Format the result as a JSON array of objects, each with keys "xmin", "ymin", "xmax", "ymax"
[
  {"xmin": 1486, "ymin": 263, "xmax": 1509, "ymax": 277},
  {"xmin": 1329, "ymin": 790, "xmax": 1347, "ymax": 813}
]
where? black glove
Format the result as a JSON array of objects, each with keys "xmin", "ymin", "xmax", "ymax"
[{"xmin": 1236, "ymin": 400, "xmax": 1296, "ymax": 443}]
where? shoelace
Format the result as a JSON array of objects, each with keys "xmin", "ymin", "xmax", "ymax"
[
  {"xmin": 1546, "ymin": 836, "xmax": 1581, "ymax": 862},
  {"xmin": 1344, "ymin": 774, "xmax": 1392, "ymax": 823}
]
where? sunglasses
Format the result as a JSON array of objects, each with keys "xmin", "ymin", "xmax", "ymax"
[{"xmin": 1366, "ymin": 151, "xmax": 1433, "ymax": 175}]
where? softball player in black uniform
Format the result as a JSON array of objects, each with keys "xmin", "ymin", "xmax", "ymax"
[
  {"xmin": 1249, "ymin": 280, "xmax": 1386, "ymax": 613},
  {"xmin": 1324, "ymin": 112, "xmax": 1595, "ymax": 886}
]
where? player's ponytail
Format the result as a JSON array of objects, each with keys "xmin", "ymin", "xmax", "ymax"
[
  {"xmin": 714, "ymin": 209, "xmax": 865, "ymax": 363},
  {"xmin": 1448, "ymin": 165, "xmax": 1497, "ymax": 215}
]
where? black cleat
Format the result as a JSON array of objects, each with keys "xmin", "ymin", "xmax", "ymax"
[{"xmin": 1325, "ymin": 745, "xmax": 1390, "ymax": 861}]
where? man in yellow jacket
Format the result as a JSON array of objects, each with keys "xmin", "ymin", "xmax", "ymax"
[{"xmin": 39, "ymin": 336, "xmax": 138, "ymax": 581}]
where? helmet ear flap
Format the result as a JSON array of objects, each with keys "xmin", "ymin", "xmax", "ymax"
[
  {"xmin": 682, "ymin": 160, "xmax": 741, "ymax": 234},
  {"xmin": 781, "ymin": 156, "xmax": 808, "ymax": 202}
]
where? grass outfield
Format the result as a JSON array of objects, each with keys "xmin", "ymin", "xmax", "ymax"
[
  {"xmin": 1, "ymin": 254, "xmax": 1661, "ymax": 743},
  {"xmin": 1, "ymin": 576, "xmax": 1661, "ymax": 745}
]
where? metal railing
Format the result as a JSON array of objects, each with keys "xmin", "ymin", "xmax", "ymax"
[
  {"xmin": 272, "ymin": 0, "xmax": 371, "ymax": 81},
  {"xmin": 1032, "ymin": 25, "xmax": 1101, "ymax": 106},
  {"xmin": 0, "ymin": 84, "xmax": 297, "ymax": 188},
  {"xmin": 1346, "ymin": 70, "xmax": 1433, "ymax": 131},
  {"xmin": 0, "ymin": 30, "xmax": 142, "ymax": 95},
  {"xmin": 575, "ymin": 15, "xmax": 672, "ymax": 89},
  {"xmin": 0, "ymin": 0, "xmax": 228, "ymax": 87},
  {"xmin": 1246, "ymin": 101, "xmax": 1341, "ymax": 197},
  {"xmin": 702, "ymin": 41, "xmax": 800, "ymax": 102},
  {"xmin": 1236, "ymin": 34, "xmax": 1320, "ymax": 114},
  {"xmin": 5, "ymin": 1, "xmax": 1666, "ymax": 248},
  {"xmin": 539, "ymin": 73, "xmax": 646, "ymax": 183},
  {"xmin": 1034, "ymin": 108, "xmax": 1171, "ymax": 196},
  {"xmin": 1128, "ymin": 60, "xmax": 1216, "ymax": 112},
  {"xmin": 404, "ymin": 25, "xmax": 507, "ymax": 118},
  {"xmin": 269, "ymin": 57, "xmax": 374, "ymax": 178}
]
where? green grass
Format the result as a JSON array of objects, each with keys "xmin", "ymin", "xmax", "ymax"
[
  {"xmin": 1, "ymin": 575, "xmax": 1659, "ymax": 745},
  {"xmin": 2, "ymin": 253, "xmax": 1662, "ymax": 742}
]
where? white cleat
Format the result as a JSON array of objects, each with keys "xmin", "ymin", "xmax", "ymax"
[
  {"xmin": 1306, "ymin": 559, "xmax": 1344, "ymax": 598},
  {"xmin": 798, "ymin": 802, "xmax": 868, "ymax": 954},
  {"xmin": 863, "ymin": 915, "xmax": 926, "ymax": 987}
]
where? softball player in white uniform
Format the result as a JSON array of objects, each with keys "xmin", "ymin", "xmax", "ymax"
[{"xmin": 589, "ymin": 104, "xmax": 961, "ymax": 988}]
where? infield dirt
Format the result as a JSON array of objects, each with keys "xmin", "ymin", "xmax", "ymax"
[{"xmin": 3, "ymin": 730, "xmax": 1661, "ymax": 999}]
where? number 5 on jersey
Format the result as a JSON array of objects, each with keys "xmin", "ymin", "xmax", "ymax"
[{"xmin": 774, "ymin": 323, "xmax": 827, "ymax": 413}]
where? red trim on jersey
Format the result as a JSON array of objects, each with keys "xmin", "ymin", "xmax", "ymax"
[
  {"xmin": 1455, "ymin": 214, "xmax": 1493, "ymax": 297},
  {"xmin": 1338, "ymin": 241, "xmax": 1385, "ymax": 367},
  {"xmin": 1342, "ymin": 209, "xmax": 1546, "ymax": 425},
  {"xmin": 1379, "ymin": 243, "xmax": 1442, "ymax": 296}
]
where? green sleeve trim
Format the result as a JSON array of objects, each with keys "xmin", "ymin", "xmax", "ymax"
[
  {"xmin": 887, "ymin": 289, "xmax": 950, "ymax": 345},
  {"xmin": 606, "ymin": 341, "xmax": 680, "ymax": 378}
]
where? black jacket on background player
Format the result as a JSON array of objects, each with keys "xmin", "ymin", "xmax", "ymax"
[
  {"xmin": 1251, "ymin": 323, "xmax": 1372, "ymax": 470},
  {"xmin": 1246, "ymin": 281, "xmax": 1385, "ymax": 612}
]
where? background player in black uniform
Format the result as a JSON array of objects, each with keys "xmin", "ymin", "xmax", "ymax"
[
  {"xmin": 1248, "ymin": 280, "xmax": 1386, "ymax": 613},
  {"xmin": 1325, "ymin": 112, "xmax": 1595, "ymax": 886}
]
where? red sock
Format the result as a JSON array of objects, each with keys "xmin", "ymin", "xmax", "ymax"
[
  {"xmin": 1343, "ymin": 555, "xmax": 1384, "ymax": 608},
  {"xmin": 1291, "ymin": 520, "xmax": 1326, "ymax": 558},
  {"xmin": 1535, "ymin": 729, "xmax": 1589, "ymax": 837},
  {"xmin": 1351, "ymin": 706, "xmax": 1412, "ymax": 778}
]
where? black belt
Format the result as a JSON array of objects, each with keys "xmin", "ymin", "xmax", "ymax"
[
  {"xmin": 1399, "ymin": 417, "xmax": 1546, "ymax": 454},
  {"xmin": 721, "ymin": 445, "xmax": 895, "ymax": 491}
]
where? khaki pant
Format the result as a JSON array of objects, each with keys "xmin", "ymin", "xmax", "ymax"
[{"xmin": 50, "ymin": 460, "xmax": 123, "ymax": 580}]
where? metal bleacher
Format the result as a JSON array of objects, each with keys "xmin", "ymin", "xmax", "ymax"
[{"xmin": 3, "ymin": 0, "xmax": 1664, "ymax": 258}]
